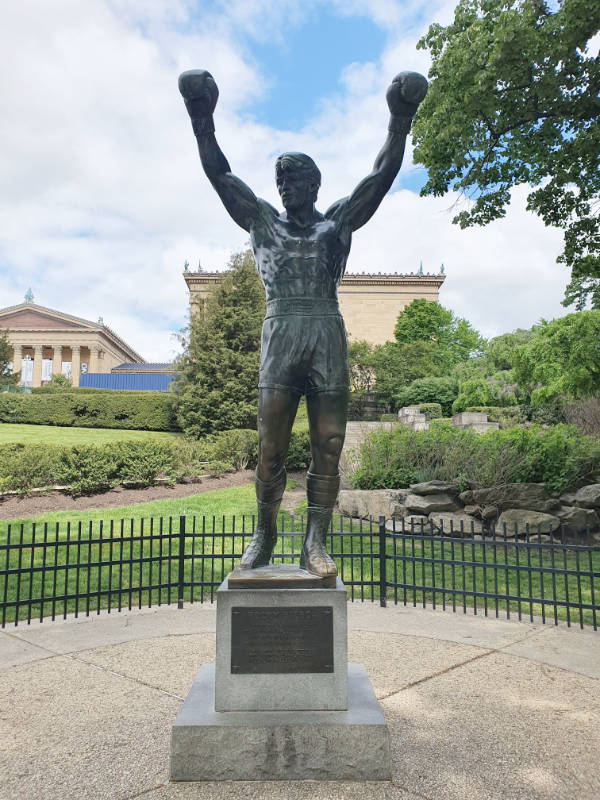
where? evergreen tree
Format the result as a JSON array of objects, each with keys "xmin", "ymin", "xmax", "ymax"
[
  {"xmin": 174, "ymin": 249, "xmax": 265, "ymax": 437},
  {"xmin": 0, "ymin": 330, "xmax": 18, "ymax": 386}
]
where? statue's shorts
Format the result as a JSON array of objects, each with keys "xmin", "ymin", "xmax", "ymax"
[{"xmin": 258, "ymin": 297, "xmax": 349, "ymax": 397}]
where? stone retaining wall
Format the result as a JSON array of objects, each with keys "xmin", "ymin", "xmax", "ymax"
[{"xmin": 338, "ymin": 480, "xmax": 600, "ymax": 538}]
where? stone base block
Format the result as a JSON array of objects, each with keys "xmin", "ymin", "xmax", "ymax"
[
  {"xmin": 216, "ymin": 574, "xmax": 347, "ymax": 711},
  {"xmin": 170, "ymin": 663, "xmax": 391, "ymax": 782}
]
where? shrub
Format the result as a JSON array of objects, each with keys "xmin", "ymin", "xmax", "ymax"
[
  {"xmin": 563, "ymin": 397, "xmax": 600, "ymax": 436},
  {"xmin": 207, "ymin": 429, "xmax": 259, "ymax": 470},
  {"xmin": 350, "ymin": 424, "xmax": 600, "ymax": 494},
  {"xmin": 394, "ymin": 376, "xmax": 458, "ymax": 416},
  {"xmin": 417, "ymin": 403, "xmax": 443, "ymax": 420},
  {"xmin": 0, "ymin": 391, "xmax": 178, "ymax": 431},
  {"xmin": 286, "ymin": 430, "xmax": 311, "ymax": 470},
  {"xmin": 0, "ymin": 444, "xmax": 64, "ymax": 492},
  {"xmin": 58, "ymin": 446, "xmax": 123, "ymax": 495}
]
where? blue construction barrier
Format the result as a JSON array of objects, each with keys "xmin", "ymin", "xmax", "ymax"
[{"xmin": 79, "ymin": 373, "xmax": 176, "ymax": 392}]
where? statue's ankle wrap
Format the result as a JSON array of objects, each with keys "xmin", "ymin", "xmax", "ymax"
[{"xmin": 306, "ymin": 471, "xmax": 340, "ymax": 510}]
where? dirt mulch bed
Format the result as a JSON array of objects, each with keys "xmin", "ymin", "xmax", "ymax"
[{"xmin": 0, "ymin": 471, "xmax": 308, "ymax": 521}]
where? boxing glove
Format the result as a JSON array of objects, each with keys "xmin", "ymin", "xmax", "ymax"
[
  {"xmin": 386, "ymin": 71, "xmax": 428, "ymax": 134},
  {"xmin": 178, "ymin": 69, "xmax": 219, "ymax": 135}
]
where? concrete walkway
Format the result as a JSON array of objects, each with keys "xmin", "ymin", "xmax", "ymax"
[{"xmin": 1, "ymin": 603, "xmax": 598, "ymax": 800}]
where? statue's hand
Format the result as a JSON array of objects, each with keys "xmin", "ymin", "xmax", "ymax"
[
  {"xmin": 386, "ymin": 72, "xmax": 428, "ymax": 118},
  {"xmin": 178, "ymin": 70, "xmax": 219, "ymax": 119}
]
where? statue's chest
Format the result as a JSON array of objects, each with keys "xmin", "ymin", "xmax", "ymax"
[{"xmin": 253, "ymin": 218, "xmax": 349, "ymax": 276}]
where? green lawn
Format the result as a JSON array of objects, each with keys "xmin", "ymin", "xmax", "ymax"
[
  {"xmin": 0, "ymin": 423, "xmax": 181, "ymax": 446},
  {"xmin": 1, "ymin": 484, "xmax": 598, "ymax": 628}
]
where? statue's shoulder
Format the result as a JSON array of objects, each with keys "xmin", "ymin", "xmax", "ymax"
[
  {"xmin": 257, "ymin": 197, "xmax": 280, "ymax": 219},
  {"xmin": 324, "ymin": 196, "xmax": 350, "ymax": 223}
]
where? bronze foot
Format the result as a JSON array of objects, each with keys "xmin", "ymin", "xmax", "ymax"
[
  {"xmin": 300, "ymin": 506, "xmax": 338, "ymax": 578},
  {"xmin": 239, "ymin": 530, "xmax": 276, "ymax": 569}
]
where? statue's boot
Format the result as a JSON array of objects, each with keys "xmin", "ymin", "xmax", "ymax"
[
  {"xmin": 300, "ymin": 472, "xmax": 339, "ymax": 578},
  {"xmin": 239, "ymin": 469, "xmax": 286, "ymax": 569}
]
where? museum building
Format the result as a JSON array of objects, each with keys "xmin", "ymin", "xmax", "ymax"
[
  {"xmin": 184, "ymin": 267, "xmax": 446, "ymax": 345},
  {"xmin": 0, "ymin": 293, "xmax": 144, "ymax": 388}
]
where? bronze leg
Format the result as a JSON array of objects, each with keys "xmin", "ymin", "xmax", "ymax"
[
  {"xmin": 300, "ymin": 391, "xmax": 348, "ymax": 577},
  {"xmin": 239, "ymin": 388, "xmax": 299, "ymax": 569}
]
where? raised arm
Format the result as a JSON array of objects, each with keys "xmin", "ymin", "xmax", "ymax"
[
  {"xmin": 332, "ymin": 72, "xmax": 428, "ymax": 232},
  {"xmin": 179, "ymin": 70, "xmax": 261, "ymax": 233}
]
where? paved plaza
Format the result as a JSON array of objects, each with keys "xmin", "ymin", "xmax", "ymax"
[{"xmin": 1, "ymin": 602, "xmax": 598, "ymax": 800}]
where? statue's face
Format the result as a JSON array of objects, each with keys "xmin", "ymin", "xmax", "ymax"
[{"xmin": 276, "ymin": 170, "xmax": 316, "ymax": 211}]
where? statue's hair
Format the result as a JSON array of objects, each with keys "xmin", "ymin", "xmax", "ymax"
[{"xmin": 275, "ymin": 152, "xmax": 321, "ymax": 188}]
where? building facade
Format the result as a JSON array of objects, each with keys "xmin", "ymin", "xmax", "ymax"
[
  {"xmin": 0, "ymin": 296, "xmax": 144, "ymax": 388},
  {"xmin": 184, "ymin": 269, "xmax": 446, "ymax": 345}
]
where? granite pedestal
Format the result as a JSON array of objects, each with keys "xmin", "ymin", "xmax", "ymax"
[
  {"xmin": 169, "ymin": 565, "xmax": 391, "ymax": 781},
  {"xmin": 170, "ymin": 663, "xmax": 391, "ymax": 781}
]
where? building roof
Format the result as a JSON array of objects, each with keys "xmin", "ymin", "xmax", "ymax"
[
  {"xmin": 112, "ymin": 362, "xmax": 176, "ymax": 373},
  {"xmin": 0, "ymin": 301, "xmax": 145, "ymax": 363}
]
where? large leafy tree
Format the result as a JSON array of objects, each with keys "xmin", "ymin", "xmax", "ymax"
[
  {"xmin": 413, "ymin": 0, "xmax": 600, "ymax": 308},
  {"xmin": 0, "ymin": 330, "xmax": 18, "ymax": 386},
  {"xmin": 174, "ymin": 249, "xmax": 265, "ymax": 437},
  {"xmin": 394, "ymin": 298, "xmax": 485, "ymax": 370},
  {"xmin": 512, "ymin": 310, "xmax": 600, "ymax": 402}
]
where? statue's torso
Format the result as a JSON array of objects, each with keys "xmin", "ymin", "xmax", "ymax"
[{"xmin": 250, "ymin": 203, "xmax": 351, "ymax": 301}]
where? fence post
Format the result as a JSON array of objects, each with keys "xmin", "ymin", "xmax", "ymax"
[
  {"xmin": 177, "ymin": 515, "xmax": 186, "ymax": 610},
  {"xmin": 378, "ymin": 515, "xmax": 387, "ymax": 608}
]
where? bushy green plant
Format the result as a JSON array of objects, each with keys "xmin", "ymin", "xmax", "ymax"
[
  {"xmin": 208, "ymin": 429, "xmax": 259, "ymax": 470},
  {"xmin": 394, "ymin": 376, "xmax": 458, "ymax": 416},
  {"xmin": 351, "ymin": 424, "xmax": 600, "ymax": 494},
  {"xmin": 58, "ymin": 446, "xmax": 123, "ymax": 495},
  {"xmin": 417, "ymin": 403, "xmax": 443, "ymax": 420},
  {"xmin": 0, "ymin": 444, "xmax": 64, "ymax": 492},
  {"xmin": 286, "ymin": 430, "xmax": 311, "ymax": 470},
  {"xmin": 0, "ymin": 391, "xmax": 178, "ymax": 431}
]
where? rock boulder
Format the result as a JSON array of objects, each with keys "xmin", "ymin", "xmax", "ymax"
[
  {"xmin": 555, "ymin": 505, "xmax": 599, "ymax": 534},
  {"xmin": 386, "ymin": 515, "xmax": 431, "ymax": 532},
  {"xmin": 405, "ymin": 493, "xmax": 460, "ymax": 515},
  {"xmin": 471, "ymin": 484, "xmax": 560, "ymax": 513},
  {"xmin": 573, "ymin": 484, "xmax": 600, "ymax": 509},
  {"xmin": 429, "ymin": 512, "xmax": 483, "ymax": 535},
  {"xmin": 337, "ymin": 489, "xmax": 408, "ymax": 521},
  {"xmin": 409, "ymin": 480, "xmax": 460, "ymax": 497},
  {"xmin": 495, "ymin": 509, "xmax": 560, "ymax": 536}
]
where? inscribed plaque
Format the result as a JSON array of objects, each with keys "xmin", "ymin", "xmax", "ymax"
[{"xmin": 230, "ymin": 606, "xmax": 334, "ymax": 674}]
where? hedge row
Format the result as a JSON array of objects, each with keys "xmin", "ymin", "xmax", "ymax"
[
  {"xmin": 0, "ymin": 391, "xmax": 178, "ymax": 431},
  {"xmin": 0, "ymin": 429, "xmax": 311, "ymax": 496},
  {"xmin": 351, "ymin": 423, "xmax": 600, "ymax": 494}
]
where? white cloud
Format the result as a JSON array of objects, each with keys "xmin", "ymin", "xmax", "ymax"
[{"xmin": 0, "ymin": 0, "xmax": 575, "ymax": 362}]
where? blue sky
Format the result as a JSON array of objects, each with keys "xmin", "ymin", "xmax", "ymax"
[{"xmin": 0, "ymin": 0, "xmax": 585, "ymax": 360}]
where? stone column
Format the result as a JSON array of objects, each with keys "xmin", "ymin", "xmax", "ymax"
[
  {"xmin": 52, "ymin": 345, "xmax": 63, "ymax": 376},
  {"xmin": 71, "ymin": 345, "xmax": 81, "ymax": 387},
  {"xmin": 32, "ymin": 345, "xmax": 44, "ymax": 388},
  {"xmin": 89, "ymin": 344, "xmax": 99, "ymax": 373},
  {"xmin": 12, "ymin": 344, "xmax": 22, "ymax": 378}
]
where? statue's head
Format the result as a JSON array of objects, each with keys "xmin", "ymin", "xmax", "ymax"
[{"xmin": 275, "ymin": 152, "xmax": 321, "ymax": 211}]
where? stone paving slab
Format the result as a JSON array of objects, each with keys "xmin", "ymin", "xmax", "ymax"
[
  {"xmin": 502, "ymin": 625, "xmax": 600, "ymax": 679},
  {"xmin": 383, "ymin": 650, "xmax": 600, "ymax": 800},
  {"xmin": 0, "ymin": 654, "xmax": 179, "ymax": 800},
  {"xmin": 2, "ymin": 603, "xmax": 216, "ymax": 664}
]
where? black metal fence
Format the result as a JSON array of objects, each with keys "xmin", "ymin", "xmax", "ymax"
[{"xmin": 1, "ymin": 514, "xmax": 598, "ymax": 630}]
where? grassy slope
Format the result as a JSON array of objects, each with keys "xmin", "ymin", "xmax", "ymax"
[{"xmin": 0, "ymin": 423, "xmax": 181, "ymax": 445}]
